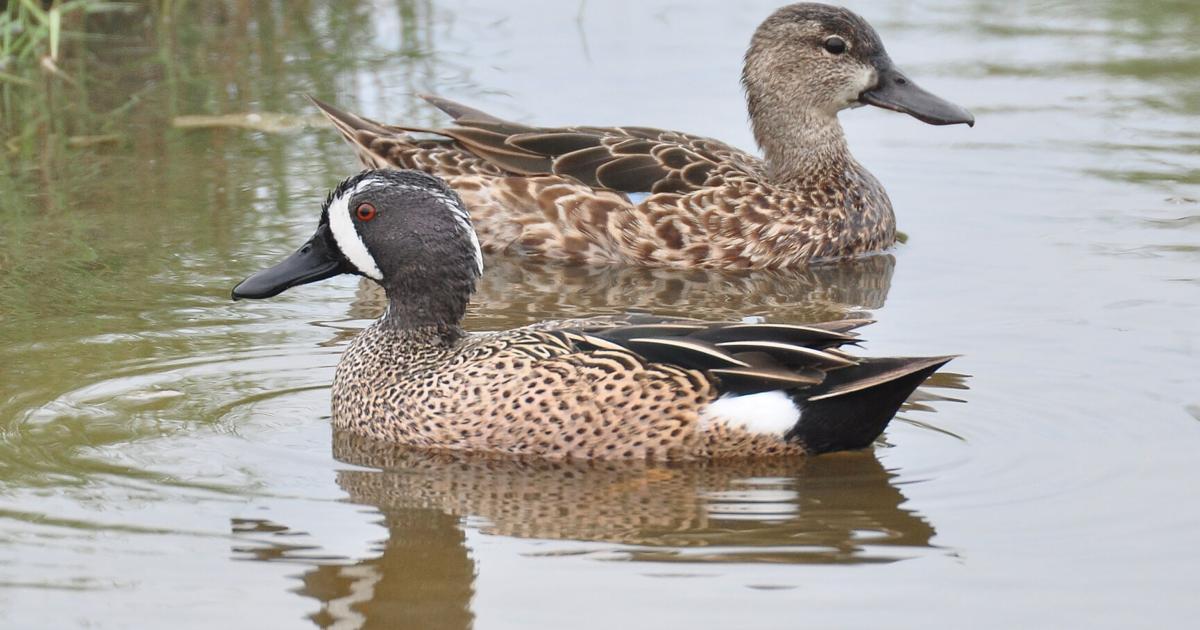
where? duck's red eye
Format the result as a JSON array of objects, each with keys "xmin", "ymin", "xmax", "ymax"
[{"xmin": 355, "ymin": 202, "xmax": 377, "ymax": 221}]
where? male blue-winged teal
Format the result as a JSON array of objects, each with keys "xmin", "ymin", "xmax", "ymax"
[
  {"xmin": 232, "ymin": 169, "xmax": 955, "ymax": 459},
  {"xmin": 309, "ymin": 3, "xmax": 973, "ymax": 269}
]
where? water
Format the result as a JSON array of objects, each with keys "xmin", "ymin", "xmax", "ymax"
[{"xmin": 1, "ymin": 0, "xmax": 1198, "ymax": 628}]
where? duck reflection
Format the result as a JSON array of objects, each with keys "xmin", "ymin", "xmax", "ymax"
[
  {"xmin": 232, "ymin": 434, "xmax": 940, "ymax": 629},
  {"xmin": 329, "ymin": 433, "xmax": 936, "ymax": 562},
  {"xmin": 346, "ymin": 253, "xmax": 896, "ymax": 325}
]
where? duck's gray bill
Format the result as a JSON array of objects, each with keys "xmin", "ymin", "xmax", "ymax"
[
  {"xmin": 860, "ymin": 61, "xmax": 974, "ymax": 127},
  {"xmin": 232, "ymin": 225, "xmax": 348, "ymax": 300}
]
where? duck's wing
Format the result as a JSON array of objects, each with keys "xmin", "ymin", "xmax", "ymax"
[
  {"xmin": 311, "ymin": 94, "xmax": 763, "ymax": 194},
  {"xmin": 309, "ymin": 96, "xmax": 507, "ymax": 178},
  {"xmin": 538, "ymin": 319, "xmax": 954, "ymax": 454},
  {"xmin": 449, "ymin": 318, "xmax": 950, "ymax": 458},
  {"xmin": 550, "ymin": 319, "xmax": 868, "ymax": 395},
  {"xmin": 427, "ymin": 94, "xmax": 762, "ymax": 194}
]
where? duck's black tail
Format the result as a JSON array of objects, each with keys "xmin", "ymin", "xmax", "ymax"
[{"xmin": 786, "ymin": 356, "xmax": 956, "ymax": 454}]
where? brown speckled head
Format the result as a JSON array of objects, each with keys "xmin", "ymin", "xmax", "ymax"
[
  {"xmin": 741, "ymin": 3, "xmax": 887, "ymax": 182},
  {"xmin": 742, "ymin": 4, "xmax": 973, "ymax": 181},
  {"xmin": 743, "ymin": 3, "xmax": 887, "ymax": 117}
]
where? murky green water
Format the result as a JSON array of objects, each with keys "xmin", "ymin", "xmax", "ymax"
[{"xmin": 1, "ymin": 0, "xmax": 1198, "ymax": 628}]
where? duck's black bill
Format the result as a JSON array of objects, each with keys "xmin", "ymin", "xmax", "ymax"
[
  {"xmin": 860, "ymin": 61, "xmax": 974, "ymax": 127},
  {"xmin": 232, "ymin": 225, "xmax": 349, "ymax": 300}
]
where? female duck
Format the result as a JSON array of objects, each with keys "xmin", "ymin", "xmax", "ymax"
[
  {"xmin": 232, "ymin": 170, "xmax": 954, "ymax": 460},
  {"xmin": 310, "ymin": 3, "xmax": 973, "ymax": 269}
]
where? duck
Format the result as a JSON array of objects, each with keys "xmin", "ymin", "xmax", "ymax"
[
  {"xmin": 308, "ymin": 3, "xmax": 973, "ymax": 270},
  {"xmin": 232, "ymin": 169, "xmax": 955, "ymax": 460}
]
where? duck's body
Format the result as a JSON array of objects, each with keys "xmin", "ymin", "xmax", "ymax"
[
  {"xmin": 333, "ymin": 315, "xmax": 950, "ymax": 459},
  {"xmin": 315, "ymin": 97, "xmax": 895, "ymax": 268},
  {"xmin": 233, "ymin": 169, "xmax": 955, "ymax": 460},
  {"xmin": 312, "ymin": 3, "xmax": 972, "ymax": 269}
]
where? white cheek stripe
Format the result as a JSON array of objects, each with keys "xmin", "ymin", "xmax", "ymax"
[{"xmin": 328, "ymin": 181, "xmax": 384, "ymax": 280}]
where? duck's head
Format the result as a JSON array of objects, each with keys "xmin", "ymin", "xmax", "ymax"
[
  {"xmin": 232, "ymin": 169, "xmax": 482, "ymax": 330},
  {"xmin": 743, "ymin": 3, "xmax": 973, "ymax": 130}
]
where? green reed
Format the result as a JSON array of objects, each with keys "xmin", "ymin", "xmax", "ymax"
[{"xmin": 1, "ymin": 0, "xmax": 97, "ymax": 81}]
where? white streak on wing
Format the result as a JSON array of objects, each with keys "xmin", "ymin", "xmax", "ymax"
[
  {"xmin": 700, "ymin": 390, "xmax": 800, "ymax": 436},
  {"xmin": 328, "ymin": 179, "xmax": 385, "ymax": 280},
  {"xmin": 626, "ymin": 192, "xmax": 651, "ymax": 205}
]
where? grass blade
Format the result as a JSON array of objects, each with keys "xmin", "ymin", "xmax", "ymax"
[
  {"xmin": 17, "ymin": 0, "xmax": 48, "ymax": 24},
  {"xmin": 49, "ymin": 5, "xmax": 61, "ymax": 62}
]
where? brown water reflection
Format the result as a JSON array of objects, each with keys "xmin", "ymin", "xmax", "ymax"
[
  {"xmin": 330, "ymin": 433, "xmax": 933, "ymax": 560},
  {"xmin": 349, "ymin": 253, "xmax": 894, "ymax": 324},
  {"xmin": 235, "ymin": 507, "xmax": 475, "ymax": 630},
  {"xmin": 231, "ymin": 434, "xmax": 934, "ymax": 628}
]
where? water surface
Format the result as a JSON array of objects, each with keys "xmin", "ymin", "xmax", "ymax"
[{"xmin": 1, "ymin": 1, "xmax": 1198, "ymax": 628}]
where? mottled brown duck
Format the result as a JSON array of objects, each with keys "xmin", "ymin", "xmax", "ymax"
[
  {"xmin": 310, "ymin": 3, "xmax": 973, "ymax": 269},
  {"xmin": 232, "ymin": 169, "xmax": 955, "ymax": 460}
]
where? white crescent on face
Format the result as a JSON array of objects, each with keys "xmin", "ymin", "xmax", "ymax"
[
  {"xmin": 326, "ymin": 174, "xmax": 484, "ymax": 281},
  {"xmin": 326, "ymin": 179, "xmax": 385, "ymax": 281}
]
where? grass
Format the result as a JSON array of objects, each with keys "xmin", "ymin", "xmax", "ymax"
[
  {"xmin": 1, "ymin": 1, "xmax": 142, "ymax": 70},
  {"xmin": 3, "ymin": 0, "xmax": 80, "ymax": 79},
  {"xmin": 0, "ymin": 1, "xmax": 145, "ymax": 171},
  {"xmin": 1, "ymin": 0, "xmax": 439, "ymax": 172}
]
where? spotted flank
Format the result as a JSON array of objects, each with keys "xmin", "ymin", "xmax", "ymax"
[
  {"xmin": 308, "ymin": 4, "xmax": 971, "ymax": 269},
  {"xmin": 331, "ymin": 314, "xmax": 955, "ymax": 459}
]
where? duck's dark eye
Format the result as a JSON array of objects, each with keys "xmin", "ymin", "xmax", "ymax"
[
  {"xmin": 355, "ymin": 202, "xmax": 377, "ymax": 222},
  {"xmin": 823, "ymin": 36, "xmax": 847, "ymax": 55}
]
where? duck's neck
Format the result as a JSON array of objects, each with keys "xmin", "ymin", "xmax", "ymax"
[
  {"xmin": 378, "ymin": 278, "xmax": 470, "ymax": 345},
  {"xmin": 750, "ymin": 107, "xmax": 856, "ymax": 185}
]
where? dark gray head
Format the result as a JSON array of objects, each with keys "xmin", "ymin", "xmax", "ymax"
[
  {"xmin": 742, "ymin": 3, "xmax": 973, "ymax": 148},
  {"xmin": 232, "ymin": 169, "xmax": 482, "ymax": 332}
]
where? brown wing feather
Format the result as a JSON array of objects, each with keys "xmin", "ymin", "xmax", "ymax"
[
  {"xmin": 552, "ymin": 146, "xmax": 616, "ymax": 187},
  {"xmin": 416, "ymin": 95, "xmax": 756, "ymax": 194},
  {"xmin": 418, "ymin": 92, "xmax": 507, "ymax": 124},
  {"xmin": 438, "ymin": 126, "xmax": 552, "ymax": 175},
  {"xmin": 312, "ymin": 93, "xmax": 758, "ymax": 194},
  {"xmin": 508, "ymin": 132, "xmax": 604, "ymax": 156},
  {"xmin": 595, "ymin": 155, "xmax": 670, "ymax": 191}
]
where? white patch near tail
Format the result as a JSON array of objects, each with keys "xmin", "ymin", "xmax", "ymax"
[
  {"xmin": 328, "ymin": 179, "xmax": 385, "ymax": 280},
  {"xmin": 700, "ymin": 390, "xmax": 801, "ymax": 436}
]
